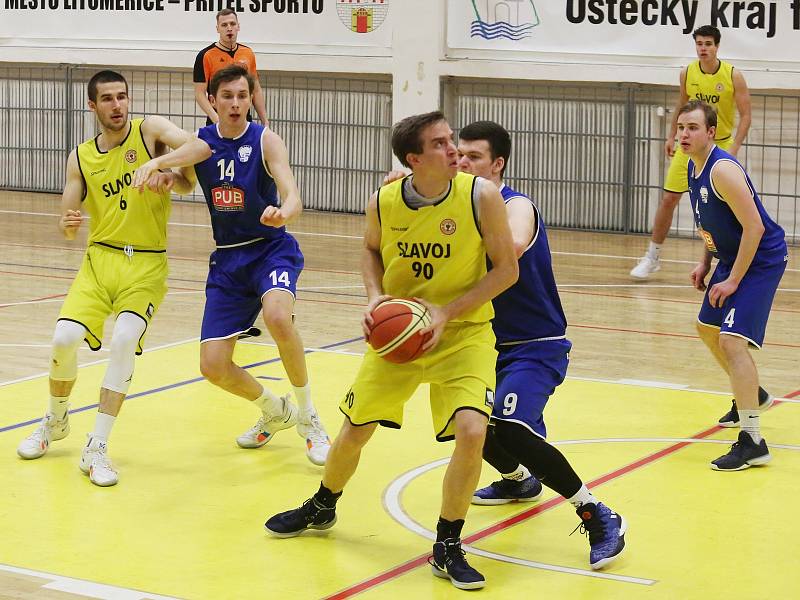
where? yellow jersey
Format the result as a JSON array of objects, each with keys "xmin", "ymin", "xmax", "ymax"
[
  {"xmin": 76, "ymin": 118, "xmax": 170, "ymax": 251},
  {"xmin": 686, "ymin": 59, "xmax": 736, "ymax": 140},
  {"xmin": 378, "ymin": 172, "xmax": 493, "ymax": 324}
]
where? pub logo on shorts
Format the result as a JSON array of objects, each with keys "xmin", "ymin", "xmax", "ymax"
[
  {"xmin": 211, "ymin": 183, "xmax": 245, "ymax": 211},
  {"xmin": 124, "ymin": 149, "xmax": 137, "ymax": 164},
  {"xmin": 238, "ymin": 145, "xmax": 253, "ymax": 163},
  {"xmin": 440, "ymin": 218, "xmax": 456, "ymax": 235},
  {"xmin": 336, "ymin": 0, "xmax": 390, "ymax": 33}
]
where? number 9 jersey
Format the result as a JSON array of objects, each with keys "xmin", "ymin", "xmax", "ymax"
[{"xmin": 195, "ymin": 122, "xmax": 284, "ymax": 248}]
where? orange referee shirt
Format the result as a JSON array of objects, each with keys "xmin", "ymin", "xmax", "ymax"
[{"xmin": 193, "ymin": 42, "xmax": 258, "ymax": 85}]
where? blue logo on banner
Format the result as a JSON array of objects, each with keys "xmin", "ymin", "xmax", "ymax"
[{"xmin": 470, "ymin": 0, "xmax": 540, "ymax": 41}]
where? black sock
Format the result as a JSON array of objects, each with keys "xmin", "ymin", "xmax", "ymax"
[
  {"xmin": 482, "ymin": 423, "xmax": 520, "ymax": 474},
  {"xmin": 494, "ymin": 420, "xmax": 583, "ymax": 499},
  {"xmin": 436, "ymin": 517, "xmax": 465, "ymax": 542},
  {"xmin": 758, "ymin": 386, "xmax": 769, "ymax": 405},
  {"xmin": 314, "ymin": 483, "xmax": 342, "ymax": 509}
]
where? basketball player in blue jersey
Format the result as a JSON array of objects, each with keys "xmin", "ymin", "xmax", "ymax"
[
  {"xmin": 679, "ymin": 100, "xmax": 788, "ymax": 471},
  {"xmin": 133, "ymin": 65, "xmax": 331, "ymax": 466},
  {"xmin": 385, "ymin": 121, "xmax": 626, "ymax": 569}
]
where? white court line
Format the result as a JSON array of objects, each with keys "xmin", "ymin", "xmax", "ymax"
[
  {"xmin": 238, "ymin": 339, "xmax": 364, "ymax": 356},
  {"xmin": 0, "ymin": 563, "xmax": 180, "ymax": 600},
  {"xmin": 382, "ymin": 458, "xmax": 656, "ymax": 586},
  {"xmin": 0, "ymin": 336, "xmax": 199, "ymax": 387}
]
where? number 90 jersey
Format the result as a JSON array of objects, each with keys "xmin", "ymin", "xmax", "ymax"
[
  {"xmin": 195, "ymin": 122, "xmax": 284, "ymax": 247},
  {"xmin": 377, "ymin": 172, "xmax": 493, "ymax": 325}
]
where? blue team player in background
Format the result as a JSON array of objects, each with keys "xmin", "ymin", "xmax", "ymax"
[
  {"xmin": 133, "ymin": 65, "xmax": 331, "ymax": 466},
  {"xmin": 679, "ymin": 99, "xmax": 788, "ymax": 472}
]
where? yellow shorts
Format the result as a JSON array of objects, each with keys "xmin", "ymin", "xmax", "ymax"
[
  {"xmin": 58, "ymin": 244, "xmax": 168, "ymax": 354},
  {"xmin": 664, "ymin": 137, "xmax": 734, "ymax": 193},
  {"xmin": 340, "ymin": 322, "xmax": 496, "ymax": 441}
]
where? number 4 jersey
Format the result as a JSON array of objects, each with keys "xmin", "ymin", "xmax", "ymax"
[{"xmin": 195, "ymin": 122, "xmax": 285, "ymax": 247}]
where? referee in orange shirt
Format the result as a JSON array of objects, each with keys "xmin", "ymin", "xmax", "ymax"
[{"xmin": 193, "ymin": 9, "xmax": 268, "ymax": 125}]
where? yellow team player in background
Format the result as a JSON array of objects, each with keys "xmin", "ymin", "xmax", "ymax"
[
  {"xmin": 631, "ymin": 24, "xmax": 752, "ymax": 279},
  {"xmin": 17, "ymin": 70, "xmax": 194, "ymax": 487}
]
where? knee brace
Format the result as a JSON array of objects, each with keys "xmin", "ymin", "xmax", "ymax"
[
  {"xmin": 101, "ymin": 312, "xmax": 146, "ymax": 395},
  {"xmin": 50, "ymin": 320, "xmax": 86, "ymax": 381}
]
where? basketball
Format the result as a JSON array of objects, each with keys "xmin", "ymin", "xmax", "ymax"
[{"xmin": 367, "ymin": 299, "xmax": 432, "ymax": 363}]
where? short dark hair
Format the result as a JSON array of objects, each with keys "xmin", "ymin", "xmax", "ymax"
[
  {"xmin": 216, "ymin": 8, "xmax": 237, "ymax": 21},
  {"xmin": 459, "ymin": 120, "xmax": 512, "ymax": 176},
  {"xmin": 208, "ymin": 65, "xmax": 254, "ymax": 97},
  {"xmin": 693, "ymin": 25, "xmax": 721, "ymax": 45},
  {"xmin": 678, "ymin": 99, "xmax": 718, "ymax": 129},
  {"xmin": 391, "ymin": 111, "xmax": 447, "ymax": 168},
  {"xmin": 87, "ymin": 70, "xmax": 128, "ymax": 103}
]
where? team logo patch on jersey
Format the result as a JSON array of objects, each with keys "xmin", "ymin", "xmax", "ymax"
[
  {"xmin": 716, "ymin": 83, "xmax": 724, "ymax": 92},
  {"xmin": 237, "ymin": 145, "xmax": 253, "ymax": 163},
  {"xmin": 211, "ymin": 184, "xmax": 245, "ymax": 211},
  {"xmin": 700, "ymin": 186, "xmax": 709, "ymax": 203},
  {"xmin": 440, "ymin": 218, "xmax": 456, "ymax": 235},
  {"xmin": 124, "ymin": 149, "xmax": 137, "ymax": 164}
]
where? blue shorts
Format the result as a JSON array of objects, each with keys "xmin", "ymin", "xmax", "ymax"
[
  {"xmin": 698, "ymin": 258, "xmax": 786, "ymax": 349},
  {"xmin": 491, "ymin": 338, "xmax": 571, "ymax": 438},
  {"xmin": 201, "ymin": 235, "xmax": 304, "ymax": 342}
]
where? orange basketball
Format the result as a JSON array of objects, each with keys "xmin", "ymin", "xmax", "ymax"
[{"xmin": 367, "ymin": 299, "xmax": 432, "ymax": 364}]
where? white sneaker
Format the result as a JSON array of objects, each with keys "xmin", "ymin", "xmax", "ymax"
[
  {"xmin": 297, "ymin": 410, "xmax": 332, "ymax": 466},
  {"xmin": 17, "ymin": 412, "xmax": 70, "ymax": 459},
  {"xmin": 79, "ymin": 436, "xmax": 118, "ymax": 487},
  {"xmin": 630, "ymin": 255, "xmax": 660, "ymax": 279},
  {"xmin": 236, "ymin": 394, "xmax": 299, "ymax": 449}
]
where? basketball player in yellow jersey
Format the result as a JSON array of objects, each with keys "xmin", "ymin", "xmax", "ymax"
[
  {"xmin": 17, "ymin": 70, "xmax": 194, "ymax": 487},
  {"xmin": 631, "ymin": 25, "xmax": 752, "ymax": 279},
  {"xmin": 266, "ymin": 111, "xmax": 518, "ymax": 590}
]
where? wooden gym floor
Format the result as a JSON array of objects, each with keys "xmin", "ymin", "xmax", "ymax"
[{"xmin": 0, "ymin": 191, "xmax": 798, "ymax": 599}]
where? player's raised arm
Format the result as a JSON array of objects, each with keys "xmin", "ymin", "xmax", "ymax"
[
  {"xmin": 260, "ymin": 129, "xmax": 301, "ymax": 227},
  {"xmin": 59, "ymin": 149, "xmax": 84, "ymax": 240},
  {"xmin": 132, "ymin": 135, "xmax": 212, "ymax": 190}
]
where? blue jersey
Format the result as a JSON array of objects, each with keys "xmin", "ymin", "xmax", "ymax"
[
  {"xmin": 195, "ymin": 122, "xmax": 284, "ymax": 247},
  {"xmin": 491, "ymin": 185, "xmax": 568, "ymax": 345},
  {"xmin": 688, "ymin": 146, "xmax": 786, "ymax": 267}
]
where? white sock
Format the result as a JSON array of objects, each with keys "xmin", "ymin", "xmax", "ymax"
[
  {"xmin": 647, "ymin": 241, "xmax": 662, "ymax": 259},
  {"xmin": 253, "ymin": 387, "xmax": 282, "ymax": 416},
  {"xmin": 739, "ymin": 410, "xmax": 762, "ymax": 443},
  {"xmin": 292, "ymin": 383, "xmax": 313, "ymax": 413},
  {"xmin": 567, "ymin": 485, "xmax": 597, "ymax": 508},
  {"xmin": 49, "ymin": 396, "xmax": 69, "ymax": 420},
  {"xmin": 92, "ymin": 412, "xmax": 116, "ymax": 443},
  {"xmin": 501, "ymin": 466, "xmax": 531, "ymax": 481}
]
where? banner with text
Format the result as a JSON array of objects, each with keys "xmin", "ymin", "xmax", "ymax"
[
  {"xmin": 447, "ymin": 0, "xmax": 800, "ymax": 62},
  {"xmin": 0, "ymin": 0, "xmax": 392, "ymax": 50}
]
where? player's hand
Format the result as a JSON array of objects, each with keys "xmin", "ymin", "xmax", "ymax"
[
  {"xmin": 382, "ymin": 169, "xmax": 408, "ymax": 186},
  {"xmin": 362, "ymin": 294, "xmax": 393, "ymax": 341},
  {"xmin": 146, "ymin": 172, "xmax": 175, "ymax": 193},
  {"xmin": 414, "ymin": 298, "xmax": 449, "ymax": 353},
  {"xmin": 132, "ymin": 160, "xmax": 160, "ymax": 191},
  {"xmin": 665, "ymin": 137, "xmax": 676, "ymax": 158},
  {"xmin": 60, "ymin": 209, "xmax": 83, "ymax": 239},
  {"xmin": 708, "ymin": 277, "xmax": 739, "ymax": 308},
  {"xmin": 690, "ymin": 262, "xmax": 710, "ymax": 291},
  {"xmin": 260, "ymin": 206, "xmax": 290, "ymax": 227}
]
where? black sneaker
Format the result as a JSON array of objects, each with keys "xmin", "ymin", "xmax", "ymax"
[
  {"xmin": 718, "ymin": 388, "xmax": 773, "ymax": 427},
  {"xmin": 264, "ymin": 497, "xmax": 337, "ymax": 538},
  {"xmin": 429, "ymin": 537, "xmax": 485, "ymax": 590},
  {"xmin": 711, "ymin": 430, "xmax": 771, "ymax": 471}
]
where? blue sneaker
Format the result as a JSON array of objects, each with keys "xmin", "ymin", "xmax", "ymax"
[
  {"xmin": 573, "ymin": 502, "xmax": 626, "ymax": 569},
  {"xmin": 429, "ymin": 538, "xmax": 485, "ymax": 590},
  {"xmin": 710, "ymin": 430, "xmax": 771, "ymax": 471},
  {"xmin": 472, "ymin": 475, "xmax": 544, "ymax": 505},
  {"xmin": 264, "ymin": 497, "xmax": 337, "ymax": 538}
]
